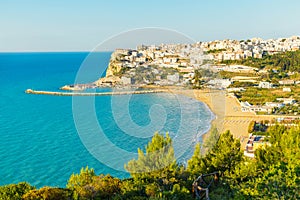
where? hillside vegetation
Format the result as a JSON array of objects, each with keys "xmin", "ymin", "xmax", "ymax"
[
  {"xmin": 221, "ymin": 50, "xmax": 300, "ymax": 72},
  {"xmin": 0, "ymin": 125, "xmax": 299, "ymax": 199}
]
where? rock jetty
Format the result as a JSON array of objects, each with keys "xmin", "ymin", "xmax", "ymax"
[{"xmin": 25, "ymin": 89, "xmax": 167, "ymax": 96}]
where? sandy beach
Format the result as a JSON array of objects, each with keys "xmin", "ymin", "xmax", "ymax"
[{"xmin": 170, "ymin": 89, "xmax": 275, "ymax": 147}]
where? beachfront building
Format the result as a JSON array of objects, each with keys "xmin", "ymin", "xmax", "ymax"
[
  {"xmin": 241, "ymin": 100, "xmax": 287, "ymax": 113},
  {"xmin": 244, "ymin": 134, "xmax": 271, "ymax": 158},
  {"xmin": 240, "ymin": 101, "xmax": 274, "ymax": 114}
]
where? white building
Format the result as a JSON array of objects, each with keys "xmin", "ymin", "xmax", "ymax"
[
  {"xmin": 277, "ymin": 98, "xmax": 296, "ymax": 105},
  {"xmin": 283, "ymin": 87, "xmax": 291, "ymax": 92},
  {"xmin": 207, "ymin": 79, "xmax": 231, "ymax": 88},
  {"xmin": 121, "ymin": 76, "xmax": 132, "ymax": 85},
  {"xmin": 241, "ymin": 101, "xmax": 253, "ymax": 112},
  {"xmin": 167, "ymin": 73, "xmax": 180, "ymax": 83},
  {"xmin": 241, "ymin": 101, "xmax": 274, "ymax": 113},
  {"xmin": 265, "ymin": 102, "xmax": 284, "ymax": 109},
  {"xmin": 227, "ymin": 87, "xmax": 246, "ymax": 92},
  {"xmin": 279, "ymin": 80, "xmax": 295, "ymax": 85},
  {"xmin": 258, "ymin": 81, "xmax": 273, "ymax": 89}
]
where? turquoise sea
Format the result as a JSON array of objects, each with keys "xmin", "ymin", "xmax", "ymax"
[{"xmin": 0, "ymin": 52, "xmax": 213, "ymax": 188}]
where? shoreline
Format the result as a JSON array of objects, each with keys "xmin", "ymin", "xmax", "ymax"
[
  {"xmin": 167, "ymin": 89, "xmax": 228, "ymax": 142},
  {"xmin": 165, "ymin": 88, "xmax": 278, "ymax": 147},
  {"xmin": 25, "ymin": 87, "xmax": 289, "ymax": 147}
]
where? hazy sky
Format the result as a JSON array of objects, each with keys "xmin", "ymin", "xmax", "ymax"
[{"xmin": 1, "ymin": 0, "xmax": 300, "ymax": 52}]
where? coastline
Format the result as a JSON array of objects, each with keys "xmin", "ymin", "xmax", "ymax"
[
  {"xmin": 167, "ymin": 88, "xmax": 276, "ymax": 147},
  {"xmin": 26, "ymin": 86, "xmax": 280, "ymax": 147},
  {"xmin": 167, "ymin": 89, "xmax": 228, "ymax": 142}
]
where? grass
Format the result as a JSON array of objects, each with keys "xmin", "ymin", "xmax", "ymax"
[{"xmin": 235, "ymin": 87, "xmax": 296, "ymax": 105}]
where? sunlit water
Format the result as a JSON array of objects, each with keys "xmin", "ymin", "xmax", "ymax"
[{"xmin": 0, "ymin": 52, "xmax": 213, "ymax": 187}]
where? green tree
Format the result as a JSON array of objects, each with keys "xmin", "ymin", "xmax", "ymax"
[
  {"xmin": 187, "ymin": 143, "xmax": 210, "ymax": 177},
  {"xmin": 89, "ymin": 175, "xmax": 122, "ymax": 199},
  {"xmin": 187, "ymin": 131, "xmax": 243, "ymax": 199},
  {"xmin": 248, "ymin": 121, "xmax": 255, "ymax": 133},
  {"xmin": 0, "ymin": 182, "xmax": 34, "ymax": 200},
  {"xmin": 255, "ymin": 125, "xmax": 287, "ymax": 170},
  {"xmin": 67, "ymin": 167, "xmax": 122, "ymax": 200},
  {"xmin": 119, "ymin": 179, "xmax": 145, "ymax": 199},
  {"xmin": 22, "ymin": 187, "xmax": 72, "ymax": 200},
  {"xmin": 188, "ymin": 129, "xmax": 241, "ymax": 178},
  {"xmin": 203, "ymin": 126, "xmax": 220, "ymax": 154},
  {"xmin": 66, "ymin": 166, "xmax": 95, "ymax": 199},
  {"xmin": 210, "ymin": 130, "xmax": 243, "ymax": 175},
  {"xmin": 124, "ymin": 132, "xmax": 177, "ymax": 196},
  {"xmin": 193, "ymin": 70, "xmax": 202, "ymax": 88}
]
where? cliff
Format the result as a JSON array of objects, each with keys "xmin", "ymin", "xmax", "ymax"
[
  {"xmin": 94, "ymin": 50, "xmax": 125, "ymax": 86},
  {"xmin": 105, "ymin": 50, "xmax": 126, "ymax": 76}
]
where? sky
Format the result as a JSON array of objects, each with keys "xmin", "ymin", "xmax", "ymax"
[{"xmin": 1, "ymin": 0, "xmax": 300, "ymax": 52}]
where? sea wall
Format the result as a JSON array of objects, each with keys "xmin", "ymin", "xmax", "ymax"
[{"xmin": 25, "ymin": 89, "xmax": 167, "ymax": 96}]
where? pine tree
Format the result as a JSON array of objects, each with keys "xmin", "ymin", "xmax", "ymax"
[
  {"xmin": 210, "ymin": 130, "xmax": 243, "ymax": 175},
  {"xmin": 203, "ymin": 126, "xmax": 220, "ymax": 154},
  {"xmin": 124, "ymin": 132, "xmax": 177, "ymax": 191},
  {"xmin": 187, "ymin": 143, "xmax": 210, "ymax": 177},
  {"xmin": 66, "ymin": 166, "xmax": 95, "ymax": 199}
]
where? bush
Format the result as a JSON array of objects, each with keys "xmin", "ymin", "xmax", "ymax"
[
  {"xmin": 0, "ymin": 182, "xmax": 34, "ymax": 200},
  {"xmin": 22, "ymin": 187, "xmax": 72, "ymax": 200}
]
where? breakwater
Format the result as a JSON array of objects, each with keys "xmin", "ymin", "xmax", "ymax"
[{"xmin": 25, "ymin": 89, "xmax": 168, "ymax": 96}]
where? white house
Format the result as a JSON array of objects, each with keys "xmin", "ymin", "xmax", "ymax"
[
  {"xmin": 265, "ymin": 102, "xmax": 284, "ymax": 109},
  {"xmin": 241, "ymin": 101, "xmax": 252, "ymax": 112},
  {"xmin": 283, "ymin": 87, "xmax": 291, "ymax": 92},
  {"xmin": 135, "ymin": 57, "xmax": 146, "ymax": 63},
  {"xmin": 131, "ymin": 51, "xmax": 138, "ymax": 57},
  {"xmin": 241, "ymin": 101, "xmax": 274, "ymax": 113},
  {"xmin": 227, "ymin": 87, "xmax": 246, "ymax": 92},
  {"xmin": 207, "ymin": 79, "xmax": 232, "ymax": 88},
  {"xmin": 279, "ymin": 80, "xmax": 295, "ymax": 85},
  {"xmin": 258, "ymin": 81, "xmax": 273, "ymax": 89},
  {"xmin": 277, "ymin": 98, "xmax": 296, "ymax": 105}
]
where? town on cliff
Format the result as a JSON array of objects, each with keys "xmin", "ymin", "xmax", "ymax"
[{"xmin": 60, "ymin": 35, "xmax": 300, "ymax": 116}]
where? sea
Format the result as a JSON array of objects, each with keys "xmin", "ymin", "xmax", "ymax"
[{"xmin": 0, "ymin": 52, "xmax": 213, "ymax": 188}]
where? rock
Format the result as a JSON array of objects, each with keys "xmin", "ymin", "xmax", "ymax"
[
  {"xmin": 60, "ymin": 85, "xmax": 84, "ymax": 91},
  {"xmin": 94, "ymin": 76, "xmax": 121, "ymax": 86}
]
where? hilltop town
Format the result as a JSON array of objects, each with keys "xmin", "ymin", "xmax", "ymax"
[
  {"xmin": 62, "ymin": 36, "xmax": 300, "ymax": 117},
  {"xmin": 93, "ymin": 35, "xmax": 300, "ymax": 86}
]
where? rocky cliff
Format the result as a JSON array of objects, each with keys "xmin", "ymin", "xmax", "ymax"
[
  {"xmin": 105, "ymin": 51, "xmax": 125, "ymax": 76},
  {"xmin": 94, "ymin": 51, "xmax": 124, "ymax": 86}
]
